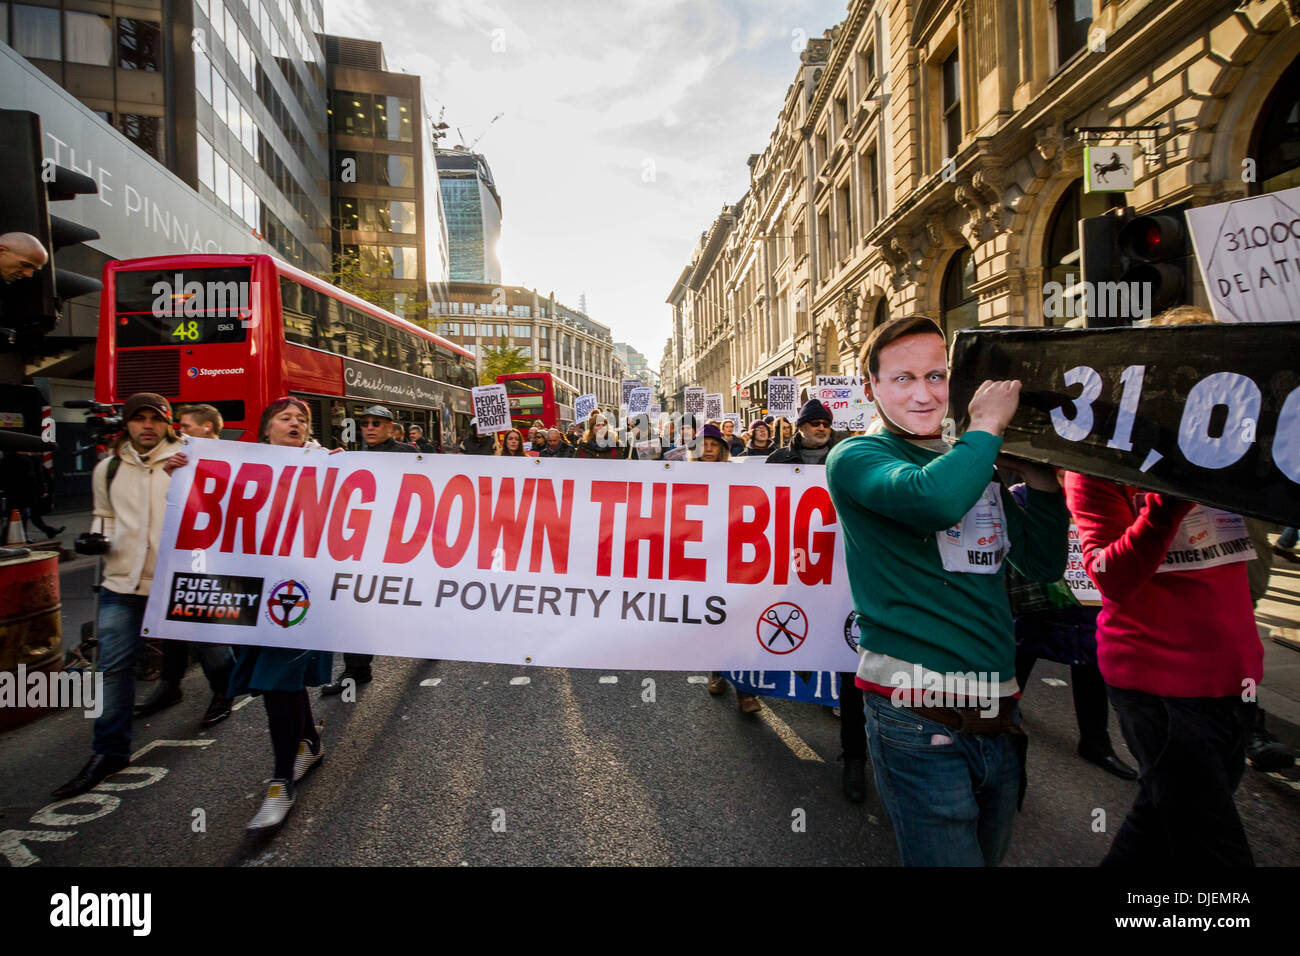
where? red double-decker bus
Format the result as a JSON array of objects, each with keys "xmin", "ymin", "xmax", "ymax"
[
  {"xmin": 95, "ymin": 253, "xmax": 476, "ymax": 448},
  {"xmin": 496, "ymin": 371, "xmax": 578, "ymax": 431}
]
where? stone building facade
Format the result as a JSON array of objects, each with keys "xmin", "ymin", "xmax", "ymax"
[{"xmin": 670, "ymin": 0, "xmax": 1300, "ymax": 407}]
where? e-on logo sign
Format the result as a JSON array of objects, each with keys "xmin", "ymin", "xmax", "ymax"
[{"xmin": 266, "ymin": 579, "xmax": 311, "ymax": 628}]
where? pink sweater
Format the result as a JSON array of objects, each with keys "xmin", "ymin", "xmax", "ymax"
[{"xmin": 1063, "ymin": 473, "xmax": 1262, "ymax": 698}]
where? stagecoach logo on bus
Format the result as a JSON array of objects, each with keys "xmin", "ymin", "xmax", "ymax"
[
  {"xmin": 164, "ymin": 572, "xmax": 264, "ymax": 626},
  {"xmin": 149, "ymin": 273, "xmax": 260, "ymax": 327},
  {"xmin": 188, "ymin": 367, "xmax": 244, "ymax": 378}
]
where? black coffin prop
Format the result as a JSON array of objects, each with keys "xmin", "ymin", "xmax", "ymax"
[{"xmin": 948, "ymin": 323, "xmax": 1300, "ymax": 525}]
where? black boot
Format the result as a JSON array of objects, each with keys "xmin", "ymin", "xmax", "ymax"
[
  {"xmin": 320, "ymin": 670, "xmax": 371, "ymax": 697},
  {"xmin": 52, "ymin": 754, "xmax": 130, "ymax": 799},
  {"xmin": 1247, "ymin": 707, "xmax": 1295, "ymax": 773},
  {"xmin": 842, "ymin": 755, "xmax": 867, "ymax": 803},
  {"xmin": 134, "ymin": 680, "xmax": 182, "ymax": 718}
]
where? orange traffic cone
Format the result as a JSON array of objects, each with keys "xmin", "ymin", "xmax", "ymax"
[{"xmin": 5, "ymin": 509, "xmax": 25, "ymax": 545}]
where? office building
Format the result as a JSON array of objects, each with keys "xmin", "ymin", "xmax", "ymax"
[{"xmin": 436, "ymin": 147, "xmax": 502, "ymax": 284}]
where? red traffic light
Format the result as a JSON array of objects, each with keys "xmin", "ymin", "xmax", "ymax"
[{"xmin": 1118, "ymin": 213, "xmax": 1185, "ymax": 260}]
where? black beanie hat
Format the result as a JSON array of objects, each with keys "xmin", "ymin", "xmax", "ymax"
[{"xmin": 796, "ymin": 398, "xmax": 833, "ymax": 426}]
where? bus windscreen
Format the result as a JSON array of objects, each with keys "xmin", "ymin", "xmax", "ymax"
[
  {"xmin": 114, "ymin": 267, "xmax": 252, "ymax": 346},
  {"xmin": 502, "ymin": 376, "xmax": 547, "ymax": 395}
]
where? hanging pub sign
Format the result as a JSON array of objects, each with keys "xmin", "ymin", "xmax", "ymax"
[
  {"xmin": 1083, "ymin": 144, "xmax": 1134, "ymax": 193},
  {"xmin": 948, "ymin": 324, "xmax": 1300, "ymax": 525}
]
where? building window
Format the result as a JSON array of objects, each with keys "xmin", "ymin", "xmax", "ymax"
[
  {"xmin": 941, "ymin": 49, "xmax": 962, "ymax": 162},
  {"xmin": 871, "ymin": 296, "xmax": 889, "ymax": 333},
  {"xmin": 117, "ymin": 114, "xmax": 164, "ymax": 163},
  {"xmin": 13, "ymin": 4, "xmax": 60, "ymax": 60},
  {"xmin": 940, "ymin": 247, "xmax": 977, "ymax": 340},
  {"xmin": 197, "ymin": 136, "xmax": 215, "ymax": 190},
  {"xmin": 835, "ymin": 94, "xmax": 848, "ymax": 136},
  {"xmin": 365, "ymin": 199, "xmax": 417, "ymax": 234},
  {"xmin": 118, "ymin": 17, "xmax": 161, "ymax": 71},
  {"xmin": 332, "ymin": 197, "xmax": 359, "ymax": 231},
  {"xmin": 360, "ymin": 245, "xmax": 418, "ymax": 280},
  {"xmin": 379, "ymin": 154, "xmax": 415, "ymax": 188},
  {"xmin": 512, "ymin": 324, "xmax": 531, "ymax": 338},
  {"xmin": 864, "ymin": 148, "xmax": 880, "ymax": 228},
  {"xmin": 0, "ymin": 3, "xmax": 8, "ymax": 46},
  {"xmin": 372, "ymin": 95, "xmax": 414, "ymax": 142},
  {"xmin": 1052, "ymin": 0, "xmax": 1093, "ymax": 68},
  {"xmin": 65, "ymin": 11, "xmax": 113, "ymax": 65},
  {"xmin": 1251, "ymin": 53, "xmax": 1300, "ymax": 194},
  {"xmin": 837, "ymin": 183, "xmax": 853, "ymax": 256},
  {"xmin": 859, "ymin": 44, "xmax": 876, "ymax": 92},
  {"xmin": 213, "ymin": 152, "xmax": 230, "ymax": 207},
  {"xmin": 817, "ymin": 207, "xmax": 832, "ymax": 278},
  {"xmin": 195, "ymin": 51, "xmax": 212, "ymax": 103}
]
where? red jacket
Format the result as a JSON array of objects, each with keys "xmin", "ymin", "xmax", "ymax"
[{"xmin": 1063, "ymin": 473, "xmax": 1262, "ymax": 698}]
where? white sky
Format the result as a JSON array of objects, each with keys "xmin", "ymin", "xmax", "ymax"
[{"xmin": 324, "ymin": 0, "xmax": 851, "ymax": 369}]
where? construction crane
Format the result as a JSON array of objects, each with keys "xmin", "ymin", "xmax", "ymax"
[{"xmin": 456, "ymin": 112, "xmax": 504, "ymax": 151}]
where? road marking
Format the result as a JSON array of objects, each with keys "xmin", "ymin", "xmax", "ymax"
[
  {"xmin": 132, "ymin": 738, "xmax": 216, "ymax": 759},
  {"xmin": 419, "ymin": 678, "xmax": 442, "ymax": 687},
  {"xmin": 599, "ymin": 676, "xmax": 618, "ymax": 684},
  {"xmin": 1266, "ymin": 771, "xmax": 1300, "ymax": 791},
  {"xmin": 1040, "ymin": 677, "xmax": 1068, "ymax": 687},
  {"xmin": 509, "ymin": 676, "xmax": 530, "ymax": 686},
  {"xmin": 0, "ymin": 830, "xmax": 75, "ymax": 868},
  {"xmin": 231, "ymin": 694, "xmax": 257, "ymax": 712},
  {"xmin": 686, "ymin": 676, "xmax": 708, "ymax": 684},
  {"xmin": 757, "ymin": 706, "xmax": 824, "ymax": 762}
]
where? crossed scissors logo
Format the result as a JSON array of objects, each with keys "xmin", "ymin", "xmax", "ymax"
[{"xmin": 757, "ymin": 601, "xmax": 808, "ymax": 655}]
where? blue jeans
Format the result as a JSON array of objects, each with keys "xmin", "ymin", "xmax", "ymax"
[
  {"xmin": 92, "ymin": 590, "xmax": 149, "ymax": 759},
  {"xmin": 864, "ymin": 692, "xmax": 1022, "ymax": 866}
]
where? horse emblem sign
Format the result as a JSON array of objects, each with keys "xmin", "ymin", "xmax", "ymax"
[{"xmin": 1084, "ymin": 144, "xmax": 1134, "ymax": 193}]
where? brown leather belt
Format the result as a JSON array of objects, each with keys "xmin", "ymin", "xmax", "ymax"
[{"xmin": 904, "ymin": 704, "xmax": 1026, "ymax": 737}]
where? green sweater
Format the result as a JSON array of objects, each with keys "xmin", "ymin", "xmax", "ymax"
[{"xmin": 825, "ymin": 429, "xmax": 1069, "ymax": 680}]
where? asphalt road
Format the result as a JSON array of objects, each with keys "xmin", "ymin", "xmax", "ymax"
[{"xmin": 2, "ymin": 653, "xmax": 1297, "ymax": 867}]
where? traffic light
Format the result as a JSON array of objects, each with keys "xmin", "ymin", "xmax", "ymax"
[
  {"xmin": 0, "ymin": 109, "xmax": 103, "ymax": 351},
  {"xmin": 1078, "ymin": 203, "xmax": 1193, "ymax": 326},
  {"xmin": 1116, "ymin": 204, "xmax": 1192, "ymax": 317}
]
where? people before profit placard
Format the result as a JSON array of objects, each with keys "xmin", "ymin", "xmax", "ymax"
[
  {"xmin": 825, "ymin": 315, "xmax": 1068, "ymax": 867},
  {"xmin": 52, "ymin": 393, "xmax": 186, "ymax": 801},
  {"xmin": 233, "ymin": 397, "xmax": 335, "ymax": 833}
]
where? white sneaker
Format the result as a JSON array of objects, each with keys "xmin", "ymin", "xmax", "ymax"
[
  {"xmin": 247, "ymin": 779, "xmax": 294, "ymax": 832},
  {"xmin": 292, "ymin": 731, "xmax": 323, "ymax": 783}
]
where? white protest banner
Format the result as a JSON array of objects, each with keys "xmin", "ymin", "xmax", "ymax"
[
  {"xmin": 1187, "ymin": 185, "xmax": 1300, "ymax": 324},
  {"xmin": 574, "ymin": 393, "xmax": 598, "ymax": 422},
  {"xmin": 814, "ymin": 376, "xmax": 878, "ymax": 431},
  {"xmin": 141, "ymin": 439, "xmax": 861, "ymax": 672},
  {"xmin": 704, "ymin": 393, "xmax": 724, "ymax": 421},
  {"xmin": 768, "ymin": 377, "xmax": 797, "ymax": 418},
  {"xmin": 1064, "ymin": 523, "xmax": 1101, "ymax": 605},
  {"xmin": 628, "ymin": 386, "xmax": 652, "ymax": 416},
  {"xmin": 621, "ymin": 378, "xmax": 641, "ymax": 409},
  {"xmin": 648, "ymin": 404, "xmax": 662, "ymax": 424},
  {"xmin": 683, "ymin": 386, "xmax": 705, "ymax": 418},
  {"xmin": 472, "ymin": 385, "xmax": 511, "ymax": 434}
]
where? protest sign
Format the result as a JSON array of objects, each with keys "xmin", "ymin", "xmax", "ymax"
[
  {"xmin": 768, "ymin": 376, "xmax": 798, "ymax": 419},
  {"xmin": 722, "ymin": 413, "xmax": 741, "ymax": 428},
  {"xmin": 628, "ymin": 387, "xmax": 652, "ymax": 416},
  {"xmin": 648, "ymin": 404, "xmax": 662, "ymax": 424},
  {"xmin": 1186, "ymin": 185, "xmax": 1300, "ymax": 324},
  {"xmin": 814, "ymin": 375, "xmax": 877, "ymax": 430},
  {"xmin": 684, "ymin": 387, "xmax": 705, "ymax": 418},
  {"xmin": 705, "ymin": 393, "xmax": 724, "ymax": 421},
  {"xmin": 949, "ymin": 324, "xmax": 1300, "ymax": 524},
  {"xmin": 574, "ymin": 393, "xmax": 598, "ymax": 422},
  {"xmin": 621, "ymin": 378, "xmax": 641, "ymax": 409},
  {"xmin": 634, "ymin": 439, "xmax": 662, "ymax": 460},
  {"xmin": 142, "ymin": 440, "xmax": 862, "ymax": 672},
  {"xmin": 728, "ymin": 670, "xmax": 844, "ymax": 706},
  {"xmin": 1064, "ymin": 523, "xmax": 1101, "ymax": 605},
  {"xmin": 472, "ymin": 385, "xmax": 511, "ymax": 434}
]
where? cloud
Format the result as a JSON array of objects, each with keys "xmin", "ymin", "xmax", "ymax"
[{"xmin": 323, "ymin": 0, "xmax": 849, "ymax": 363}]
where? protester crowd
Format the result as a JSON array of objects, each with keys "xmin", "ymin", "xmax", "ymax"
[{"xmin": 48, "ymin": 307, "xmax": 1298, "ymax": 865}]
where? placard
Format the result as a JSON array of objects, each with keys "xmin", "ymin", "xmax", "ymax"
[
  {"xmin": 628, "ymin": 387, "xmax": 652, "ymax": 416},
  {"xmin": 1064, "ymin": 523, "xmax": 1101, "ymax": 605},
  {"xmin": 471, "ymin": 385, "xmax": 511, "ymax": 434},
  {"xmin": 722, "ymin": 413, "xmax": 741, "ymax": 427},
  {"xmin": 648, "ymin": 404, "xmax": 662, "ymax": 424},
  {"xmin": 683, "ymin": 387, "xmax": 705, "ymax": 418},
  {"xmin": 768, "ymin": 376, "xmax": 798, "ymax": 419},
  {"xmin": 140, "ymin": 440, "xmax": 862, "ymax": 673},
  {"xmin": 1186, "ymin": 185, "xmax": 1300, "ymax": 324},
  {"xmin": 621, "ymin": 378, "xmax": 641, "ymax": 409},
  {"xmin": 813, "ymin": 376, "xmax": 877, "ymax": 431},
  {"xmin": 704, "ymin": 393, "xmax": 724, "ymax": 421},
  {"xmin": 574, "ymin": 393, "xmax": 598, "ymax": 422},
  {"xmin": 948, "ymin": 324, "xmax": 1300, "ymax": 525}
]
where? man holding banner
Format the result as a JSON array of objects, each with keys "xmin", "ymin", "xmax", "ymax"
[{"xmin": 826, "ymin": 316, "xmax": 1069, "ymax": 866}]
